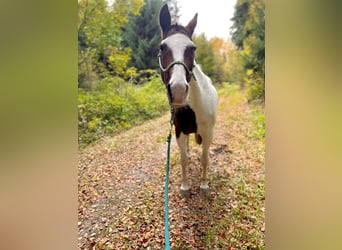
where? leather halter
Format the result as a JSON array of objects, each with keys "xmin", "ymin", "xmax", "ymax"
[{"xmin": 158, "ymin": 52, "xmax": 194, "ymax": 80}]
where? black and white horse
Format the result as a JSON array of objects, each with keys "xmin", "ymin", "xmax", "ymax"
[{"xmin": 158, "ymin": 4, "xmax": 218, "ymax": 196}]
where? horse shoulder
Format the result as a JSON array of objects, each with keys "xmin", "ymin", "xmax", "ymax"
[
  {"xmin": 192, "ymin": 66, "xmax": 218, "ymax": 109},
  {"xmin": 189, "ymin": 68, "xmax": 218, "ymax": 128},
  {"xmin": 192, "ymin": 64, "xmax": 210, "ymax": 84}
]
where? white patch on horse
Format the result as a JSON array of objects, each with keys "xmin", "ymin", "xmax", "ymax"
[
  {"xmin": 159, "ymin": 4, "xmax": 218, "ymax": 196},
  {"xmin": 190, "ymin": 62, "xmax": 218, "ymax": 190},
  {"xmin": 162, "ymin": 33, "xmax": 194, "ymax": 57},
  {"xmin": 162, "ymin": 33, "xmax": 195, "ymax": 106},
  {"xmin": 162, "ymin": 36, "xmax": 218, "ymax": 193}
]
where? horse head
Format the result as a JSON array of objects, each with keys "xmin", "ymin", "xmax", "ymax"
[{"xmin": 158, "ymin": 4, "xmax": 198, "ymax": 108}]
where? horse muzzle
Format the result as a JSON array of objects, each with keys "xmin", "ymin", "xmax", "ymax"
[{"xmin": 167, "ymin": 82, "xmax": 189, "ymax": 108}]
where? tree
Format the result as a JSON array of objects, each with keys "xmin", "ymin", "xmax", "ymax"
[
  {"xmin": 230, "ymin": 0, "xmax": 250, "ymax": 50},
  {"xmin": 193, "ymin": 33, "xmax": 216, "ymax": 82},
  {"xmin": 78, "ymin": 0, "xmax": 145, "ymax": 88},
  {"xmin": 230, "ymin": 0, "xmax": 265, "ymax": 101},
  {"xmin": 122, "ymin": 0, "xmax": 163, "ymax": 71},
  {"xmin": 223, "ymin": 40, "xmax": 245, "ymax": 85},
  {"xmin": 209, "ymin": 37, "xmax": 229, "ymax": 83}
]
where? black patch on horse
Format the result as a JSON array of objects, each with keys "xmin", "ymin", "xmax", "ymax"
[{"xmin": 174, "ymin": 105, "xmax": 197, "ymax": 138}]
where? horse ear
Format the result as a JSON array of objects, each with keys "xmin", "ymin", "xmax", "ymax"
[
  {"xmin": 185, "ymin": 13, "xmax": 198, "ymax": 38},
  {"xmin": 159, "ymin": 4, "xmax": 171, "ymax": 37}
]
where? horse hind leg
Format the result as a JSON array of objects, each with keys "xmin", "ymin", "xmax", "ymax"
[
  {"xmin": 200, "ymin": 145, "xmax": 210, "ymax": 189},
  {"xmin": 199, "ymin": 129, "xmax": 213, "ymax": 197},
  {"xmin": 186, "ymin": 135, "xmax": 190, "ymax": 159},
  {"xmin": 176, "ymin": 132, "xmax": 190, "ymax": 197}
]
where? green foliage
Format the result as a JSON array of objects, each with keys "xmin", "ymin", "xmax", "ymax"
[
  {"xmin": 122, "ymin": 0, "xmax": 163, "ymax": 70},
  {"xmin": 246, "ymin": 74, "xmax": 264, "ymax": 101},
  {"xmin": 224, "ymin": 45, "xmax": 245, "ymax": 86},
  {"xmin": 121, "ymin": 0, "xmax": 181, "ymax": 71},
  {"xmin": 193, "ymin": 34, "xmax": 216, "ymax": 80},
  {"xmin": 217, "ymin": 82, "xmax": 240, "ymax": 98},
  {"xmin": 249, "ymin": 106, "xmax": 265, "ymax": 139},
  {"xmin": 231, "ymin": 0, "xmax": 265, "ymax": 102},
  {"xmin": 193, "ymin": 34, "xmax": 234, "ymax": 84},
  {"xmin": 231, "ymin": 0, "xmax": 250, "ymax": 50},
  {"xmin": 78, "ymin": 76, "xmax": 169, "ymax": 146},
  {"xmin": 78, "ymin": 0, "xmax": 145, "ymax": 87}
]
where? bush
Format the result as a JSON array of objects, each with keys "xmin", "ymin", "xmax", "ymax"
[
  {"xmin": 247, "ymin": 77, "xmax": 265, "ymax": 103},
  {"xmin": 78, "ymin": 76, "xmax": 168, "ymax": 146},
  {"xmin": 249, "ymin": 106, "xmax": 265, "ymax": 139}
]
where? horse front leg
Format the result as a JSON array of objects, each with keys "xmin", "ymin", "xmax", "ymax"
[{"xmin": 176, "ymin": 132, "xmax": 190, "ymax": 197}]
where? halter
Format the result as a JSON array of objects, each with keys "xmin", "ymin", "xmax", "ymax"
[{"xmin": 158, "ymin": 52, "xmax": 194, "ymax": 79}]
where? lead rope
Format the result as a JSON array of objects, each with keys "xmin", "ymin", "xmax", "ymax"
[{"xmin": 164, "ymin": 107, "xmax": 174, "ymax": 250}]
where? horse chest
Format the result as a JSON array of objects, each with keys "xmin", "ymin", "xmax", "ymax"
[{"xmin": 174, "ymin": 105, "xmax": 197, "ymax": 138}]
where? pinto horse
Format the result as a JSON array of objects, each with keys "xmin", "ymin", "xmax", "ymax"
[{"xmin": 158, "ymin": 4, "xmax": 218, "ymax": 196}]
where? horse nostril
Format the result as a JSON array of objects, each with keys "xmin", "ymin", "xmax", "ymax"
[
  {"xmin": 167, "ymin": 83, "xmax": 173, "ymax": 102},
  {"xmin": 185, "ymin": 84, "xmax": 189, "ymax": 94}
]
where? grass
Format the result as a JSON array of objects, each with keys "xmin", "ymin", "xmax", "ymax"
[{"xmin": 249, "ymin": 106, "xmax": 265, "ymax": 139}]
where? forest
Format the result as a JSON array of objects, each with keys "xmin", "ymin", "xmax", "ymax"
[
  {"xmin": 78, "ymin": 0, "xmax": 265, "ymax": 248},
  {"xmin": 78, "ymin": 0, "xmax": 265, "ymax": 145}
]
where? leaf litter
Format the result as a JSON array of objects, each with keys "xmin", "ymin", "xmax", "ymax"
[{"xmin": 78, "ymin": 86, "xmax": 265, "ymax": 249}]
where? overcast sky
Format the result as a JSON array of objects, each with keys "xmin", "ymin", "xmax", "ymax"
[{"xmin": 178, "ymin": 0, "xmax": 236, "ymax": 40}]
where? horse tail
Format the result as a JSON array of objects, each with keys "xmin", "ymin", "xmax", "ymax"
[{"xmin": 195, "ymin": 133, "xmax": 202, "ymax": 145}]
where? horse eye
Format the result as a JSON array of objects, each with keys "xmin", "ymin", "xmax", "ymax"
[
  {"xmin": 160, "ymin": 44, "xmax": 166, "ymax": 51},
  {"xmin": 188, "ymin": 46, "xmax": 196, "ymax": 53}
]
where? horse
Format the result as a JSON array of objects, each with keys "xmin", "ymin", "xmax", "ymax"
[{"xmin": 158, "ymin": 4, "xmax": 218, "ymax": 197}]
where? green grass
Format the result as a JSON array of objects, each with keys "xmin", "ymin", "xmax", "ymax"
[{"xmin": 217, "ymin": 82, "xmax": 240, "ymax": 99}]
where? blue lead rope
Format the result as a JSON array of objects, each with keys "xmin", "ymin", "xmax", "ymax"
[
  {"xmin": 164, "ymin": 109, "xmax": 174, "ymax": 250},
  {"xmin": 164, "ymin": 132, "xmax": 171, "ymax": 250}
]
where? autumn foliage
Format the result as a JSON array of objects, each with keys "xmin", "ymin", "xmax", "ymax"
[{"xmin": 77, "ymin": 0, "xmax": 265, "ymax": 143}]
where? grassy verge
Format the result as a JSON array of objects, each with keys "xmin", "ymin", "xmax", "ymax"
[{"xmin": 78, "ymin": 76, "xmax": 169, "ymax": 146}]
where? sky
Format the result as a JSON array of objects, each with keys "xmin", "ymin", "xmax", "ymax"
[{"xmin": 178, "ymin": 0, "xmax": 236, "ymax": 40}]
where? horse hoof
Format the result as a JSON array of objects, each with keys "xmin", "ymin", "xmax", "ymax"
[
  {"xmin": 200, "ymin": 188, "xmax": 210, "ymax": 199},
  {"xmin": 180, "ymin": 189, "xmax": 190, "ymax": 199}
]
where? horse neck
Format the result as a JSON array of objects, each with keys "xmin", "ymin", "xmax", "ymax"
[{"xmin": 188, "ymin": 62, "xmax": 210, "ymax": 104}]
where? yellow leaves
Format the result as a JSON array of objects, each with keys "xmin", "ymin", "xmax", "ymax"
[
  {"xmin": 241, "ymin": 43, "xmax": 252, "ymax": 56},
  {"xmin": 108, "ymin": 47, "xmax": 131, "ymax": 75},
  {"xmin": 112, "ymin": 0, "xmax": 145, "ymax": 26},
  {"xmin": 87, "ymin": 117, "xmax": 101, "ymax": 130},
  {"xmin": 124, "ymin": 66, "xmax": 137, "ymax": 80},
  {"xmin": 246, "ymin": 69, "xmax": 254, "ymax": 76},
  {"xmin": 210, "ymin": 37, "xmax": 224, "ymax": 53},
  {"xmin": 129, "ymin": 0, "xmax": 145, "ymax": 16},
  {"xmin": 78, "ymin": 0, "xmax": 145, "ymax": 85}
]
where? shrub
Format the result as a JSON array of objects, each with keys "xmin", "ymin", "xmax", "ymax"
[
  {"xmin": 249, "ymin": 106, "xmax": 265, "ymax": 139},
  {"xmin": 78, "ymin": 76, "xmax": 168, "ymax": 146}
]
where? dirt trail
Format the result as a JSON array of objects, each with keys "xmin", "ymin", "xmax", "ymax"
[{"xmin": 78, "ymin": 86, "xmax": 265, "ymax": 249}]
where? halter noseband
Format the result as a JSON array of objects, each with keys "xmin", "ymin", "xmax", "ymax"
[{"xmin": 158, "ymin": 52, "xmax": 194, "ymax": 78}]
